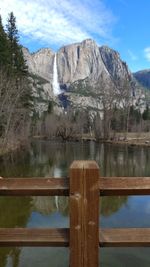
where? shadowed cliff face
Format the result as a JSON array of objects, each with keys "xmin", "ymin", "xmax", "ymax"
[{"xmin": 100, "ymin": 46, "xmax": 131, "ymax": 81}]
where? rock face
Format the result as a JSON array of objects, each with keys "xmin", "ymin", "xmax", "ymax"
[
  {"xmin": 23, "ymin": 48, "xmax": 62, "ymax": 116},
  {"xmin": 23, "ymin": 39, "xmax": 148, "ymax": 115},
  {"xmin": 23, "ymin": 47, "xmax": 54, "ymax": 82},
  {"xmin": 57, "ymin": 39, "xmax": 109, "ymax": 85},
  {"xmin": 23, "ymin": 39, "xmax": 134, "ymax": 90},
  {"xmin": 100, "ymin": 46, "xmax": 131, "ymax": 81},
  {"xmin": 57, "ymin": 39, "xmax": 134, "ymax": 89},
  {"xmin": 133, "ymin": 70, "xmax": 150, "ymax": 90}
]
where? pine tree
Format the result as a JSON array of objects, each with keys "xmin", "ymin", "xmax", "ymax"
[
  {"xmin": 0, "ymin": 15, "xmax": 9, "ymax": 68},
  {"xmin": 143, "ymin": 105, "xmax": 150, "ymax": 120},
  {"xmin": 0, "ymin": 12, "xmax": 33, "ymax": 150},
  {"xmin": 6, "ymin": 12, "xmax": 27, "ymax": 75}
]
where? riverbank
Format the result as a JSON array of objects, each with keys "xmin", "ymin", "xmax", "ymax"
[
  {"xmin": 1, "ymin": 132, "xmax": 150, "ymax": 157},
  {"xmin": 32, "ymin": 133, "xmax": 150, "ymax": 147},
  {"xmin": 107, "ymin": 132, "xmax": 150, "ymax": 147}
]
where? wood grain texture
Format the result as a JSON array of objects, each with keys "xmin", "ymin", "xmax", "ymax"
[
  {"xmin": 100, "ymin": 228, "xmax": 150, "ymax": 247},
  {"xmin": 0, "ymin": 178, "xmax": 69, "ymax": 196},
  {"xmin": 70, "ymin": 161, "xmax": 99, "ymax": 267},
  {"xmin": 1, "ymin": 162, "xmax": 150, "ymax": 267},
  {"xmin": 0, "ymin": 228, "xmax": 69, "ymax": 247},
  {"xmin": 1, "ymin": 176, "xmax": 150, "ymax": 196},
  {"xmin": 1, "ymin": 228, "xmax": 150, "ymax": 248},
  {"xmin": 100, "ymin": 177, "xmax": 150, "ymax": 196}
]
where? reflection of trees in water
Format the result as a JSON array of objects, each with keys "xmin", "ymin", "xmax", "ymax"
[
  {"xmin": 0, "ymin": 248, "xmax": 20, "ymax": 267},
  {"xmin": 0, "ymin": 197, "xmax": 31, "ymax": 267},
  {"xmin": 0, "ymin": 197, "xmax": 31, "ymax": 227},
  {"xmin": 100, "ymin": 196, "xmax": 128, "ymax": 217},
  {"xmin": 30, "ymin": 141, "xmax": 99, "ymax": 177},
  {"xmin": 0, "ymin": 148, "xmax": 55, "ymax": 178},
  {"xmin": 101, "ymin": 144, "xmax": 150, "ymax": 177},
  {"xmin": 0, "ymin": 195, "xmax": 69, "ymax": 267},
  {"xmin": 0, "ymin": 141, "xmax": 95, "ymax": 177},
  {"xmin": 0, "ymin": 141, "xmax": 149, "ymax": 266},
  {"xmin": 0, "ymin": 141, "xmax": 150, "ymax": 178},
  {"xmin": 32, "ymin": 196, "xmax": 69, "ymax": 216}
]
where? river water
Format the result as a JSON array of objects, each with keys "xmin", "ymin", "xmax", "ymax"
[{"xmin": 0, "ymin": 141, "xmax": 150, "ymax": 267}]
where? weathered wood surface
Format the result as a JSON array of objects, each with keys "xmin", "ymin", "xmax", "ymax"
[
  {"xmin": 1, "ymin": 228, "xmax": 150, "ymax": 247},
  {"xmin": 0, "ymin": 177, "xmax": 150, "ymax": 196},
  {"xmin": 0, "ymin": 228, "xmax": 69, "ymax": 247},
  {"xmin": 100, "ymin": 177, "xmax": 150, "ymax": 195},
  {"xmin": 1, "ymin": 161, "xmax": 150, "ymax": 267},
  {"xmin": 0, "ymin": 178, "xmax": 69, "ymax": 196},
  {"xmin": 100, "ymin": 228, "xmax": 150, "ymax": 247},
  {"xmin": 70, "ymin": 161, "xmax": 99, "ymax": 267}
]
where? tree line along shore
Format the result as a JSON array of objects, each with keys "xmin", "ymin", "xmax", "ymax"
[{"xmin": 0, "ymin": 12, "xmax": 150, "ymax": 156}]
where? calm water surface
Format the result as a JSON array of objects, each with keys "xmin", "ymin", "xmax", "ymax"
[{"xmin": 0, "ymin": 141, "xmax": 150, "ymax": 267}]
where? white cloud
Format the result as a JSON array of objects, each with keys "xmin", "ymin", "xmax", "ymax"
[
  {"xmin": 0, "ymin": 0, "xmax": 116, "ymax": 48},
  {"xmin": 144, "ymin": 47, "xmax": 150, "ymax": 61},
  {"xmin": 127, "ymin": 50, "xmax": 138, "ymax": 61}
]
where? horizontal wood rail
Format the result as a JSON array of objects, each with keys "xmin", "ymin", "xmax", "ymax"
[
  {"xmin": 100, "ymin": 228, "xmax": 150, "ymax": 247},
  {"xmin": 100, "ymin": 177, "xmax": 150, "ymax": 196},
  {"xmin": 0, "ymin": 161, "xmax": 150, "ymax": 267},
  {"xmin": 0, "ymin": 228, "xmax": 69, "ymax": 247},
  {"xmin": 0, "ymin": 178, "xmax": 69, "ymax": 196},
  {"xmin": 1, "ymin": 228, "xmax": 150, "ymax": 247},
  {"xmin": 0, "ymin": 177, "xmax": 150, "ymax": 196}
]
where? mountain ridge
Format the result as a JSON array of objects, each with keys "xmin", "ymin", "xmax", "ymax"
[
  {"xmin": 133, "ymin": 69, "xmax": 150, "ymax": 90},
  {"xmin": 23, "ymin": 39, "xmax": 148, "ymax": 115}
]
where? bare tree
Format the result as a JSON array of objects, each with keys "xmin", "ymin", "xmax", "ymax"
[
  {"xmin": 116, "ymin": 78, "xmax": 134, "ymax": 137},
  {"xmin": 96, "ymin": 72, "xmax": 118, "ymax": 139},
  {"xmin": 0, "ymin": 68, "xmax": 31, "ymax": 151},
  {"xmin": 56, "ymin": 111, "xmax": 77, "ymax": 141}
]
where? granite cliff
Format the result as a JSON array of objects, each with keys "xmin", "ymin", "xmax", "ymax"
[{"xmin": 23, "ymin": 39, "xmax": 147, "ymax": 115}]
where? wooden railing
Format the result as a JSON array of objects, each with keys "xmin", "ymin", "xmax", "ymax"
[{"xmin": 1, "ymin": 160, "xmax": 150, "ymax": 266}]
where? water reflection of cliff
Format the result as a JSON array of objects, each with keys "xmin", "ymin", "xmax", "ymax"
[
  {"xmin": 32, "ymin": 196, "xmax": 68, "ymax": 216},
  {"xmin": 101, "ymin": 196, "xmax": 128, "ymax": 217},
  {"xmin": 31, "ymin": 195, "xmax": 128, "ymax": 219}
]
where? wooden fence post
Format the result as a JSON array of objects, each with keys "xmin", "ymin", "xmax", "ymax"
[{"xmin": 69, "ymin": 161, "xmax": 99, "ymax": 267}]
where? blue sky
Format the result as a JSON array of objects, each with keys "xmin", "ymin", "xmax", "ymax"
[{"xmin": 0, "ymin": 0, "xmax": 150, "ymax": 72}]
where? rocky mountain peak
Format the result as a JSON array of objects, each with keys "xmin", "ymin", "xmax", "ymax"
[
  {"xmin": 100, "ymin": 45, "xmax": 131, "ymax": 81},
  {"xmin": 23, "ymin": 39, "xmax": 148, "ymax": 115},
  {"xmin": 23, "ymin": 39, "xmax": 133, "ymax": 87},
  {"xmin": 57, "ymin": 38, "xmax": 107, "ymax": 85},
  {"xmin": 23, "ymin": 47, "xmax": 54, "ymax": 81},
  {"xmin": 82, "ymin": 38, "xmax": 97, "ymax": 47},
  {"xmin": 32, "ymin": 47, "xmax": 54, "ymax": 56}
]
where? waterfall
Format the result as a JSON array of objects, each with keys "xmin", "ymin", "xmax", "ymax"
[{"xmin": 53, "ymin": 53, "xmax": 61, "ymax": 95}]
